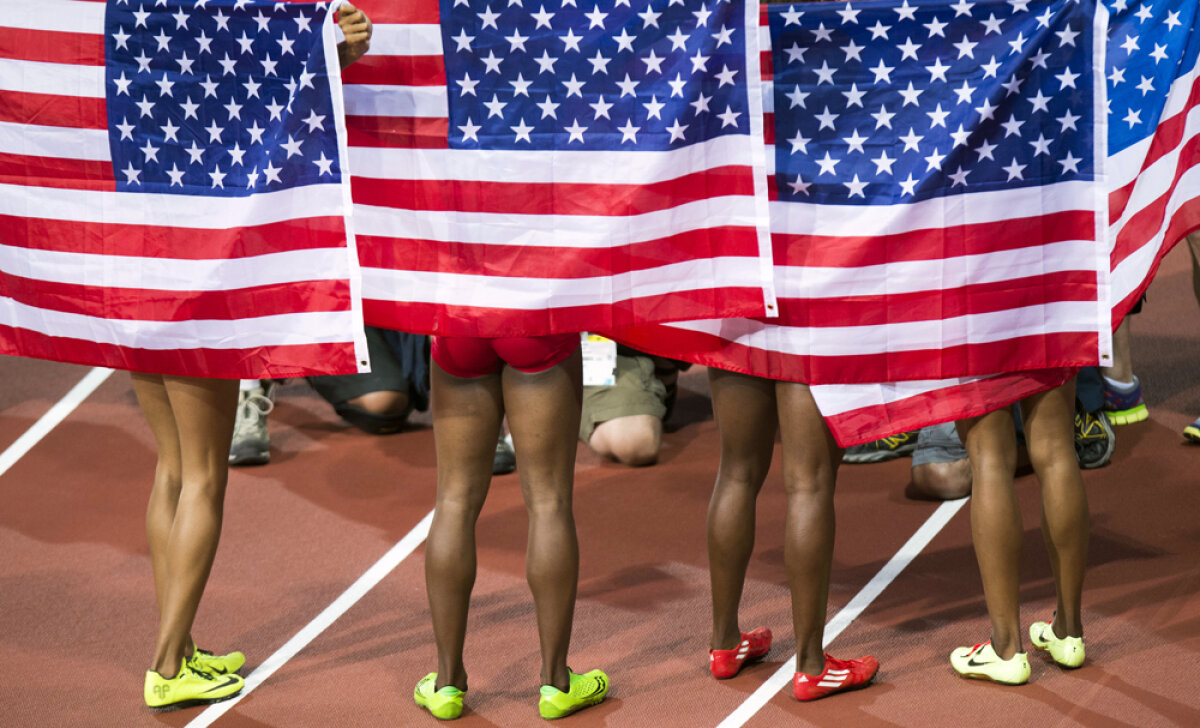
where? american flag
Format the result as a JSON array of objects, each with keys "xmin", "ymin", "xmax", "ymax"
[
  {"xmin": 0, "ymin": 0, "xmax": 369, "ymax": 378},
  {"xmin": 344, "ymin": 0, "xmax": 777, "ymax": 337},
  {"xmin": 610, "ymin": 0, "xmax": 1200, "ymax": 445},
  {"xmin": 612, "ymin": 0, "xmax": 1112, "ymax": 387}
]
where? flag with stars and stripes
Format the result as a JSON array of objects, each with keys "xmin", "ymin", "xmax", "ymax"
[
  {"xmin": 807, "ymin": 0, "xmax": 1200, "ymax": 445},
  {"xmin": 610, "ymin": 0, "xmax": 1114, "ymax": 393},
  {"xmin": 0, "ymin": 0, "xmax": 369, "ymax": 378},
  {"xmin": 342, "ymin": 0, "xmax": 776, "ymax": 337}
]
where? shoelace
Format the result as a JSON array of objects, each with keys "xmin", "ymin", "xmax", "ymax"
[{"xmin": 233, "ymin": 391, "xmax": 275, "ymax": 436}]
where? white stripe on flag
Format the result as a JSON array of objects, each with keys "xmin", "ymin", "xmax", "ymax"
[
  {"xmin": 771, "ymin": 180, "xmax": 1098, "ymax": 236},
  {"xmin": 343, "ymin": 84, "xmax": 448, "ymax": 118},
  {"xmin": 364, "ymin": 256, "xmax": 767, "ymax": 308},
  {"xmin": 0, "ymin": 58, "xmax": 105, "ymax": 97},
  {"xmin": 0, "ymin": 246, "xmax": 355, "ymax": 291},
  {"xmin": 350, "ymin": 134, "xmax": 759, "ymax": 184},
  {"xmin": 1110, "ymin": 104, "xmax": 1200, "ymax": 235},
  {"xmin": 1111, "ymin": 164, "xmax": 1200, "ymax": 301},
  {"xmin": 668, "ymin": 300, "xmax": 1099, "ymax": 357},
  {"xmin": 0, "ymin": 0, "xmax": 105, "ymax": 33},
  {"xmin": 354, "ymin": 195, "xmax": 761, "ymax": 247},
  {"xmin": 0, "ymin": 121, "xmax": 110, "ymax": 162},
  {"xmin": 368, "ymin": 24, "xmax": 443, "ymax": 56},
  {"xmin": 0, "ymin": 299, "xmax": 361, "ymax": 350},
  {"xmin": 0, "ymin": 182, "xmax": 347, "ymax": 228}
]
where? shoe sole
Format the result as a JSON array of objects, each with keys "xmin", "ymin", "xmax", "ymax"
[
  {"xmin": 147, "ymin": 692, "xmax": 240, "ymax": 713},
  {"xmin": 842, "ymin": 446, "xmax": 916, "ymax": 464},
  {"xmin": 1106, "ymin": 405, "xmax": 1148, "ymax": 426},
  {"xmin": 1078, "ymin": 413, "xmax": 1116, "ymax": 469},
  {"xmin": 540, "ymin": 695, "xmax": 605, "ymax": 720},
  {"xmin": 229, "ymin": 449, "xmax": 269, "ymax": 466},
  {"xmin": 954, "ymin": 669, "xmax": 1028, "ymax": 685},
  {"xmin": 795, "ymin": 675, "xmax": 877, "ymax": 701}
]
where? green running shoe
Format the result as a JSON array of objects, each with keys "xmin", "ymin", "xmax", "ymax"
[
  {"xmin": 1030, "ymin": 620, "xmax": 1085, "ymax": 668},
  {"xmin": 538, "ymin": 669, "xmax": 609, "ymax": 720},
  {"xmin": 949, "ymin": 641, "xmax": 1029, "ymax": 685},
  {"xmin": 414, "ymin": 673, "xmax": 465, "ymax": 720},
  {"xmin": 144, "ymin": 657, "xmax": 244, "ymax": 712}
]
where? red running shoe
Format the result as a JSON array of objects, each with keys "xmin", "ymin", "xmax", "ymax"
[
  {"xmin": 709, "ymin": 627, "xmax": 773, "ymax": 679},
  {"xmin": 792, "ymin": 654, "xmax": 879, "ymax": 701}
]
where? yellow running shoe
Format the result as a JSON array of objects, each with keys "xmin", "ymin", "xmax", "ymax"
[
  {"xmin": 414, "ymin": 673, "xmax": 465, "ymax": 720},
  {"xmin": 538, "ymin": 669, "xmax": 609, "ymax": 720},
  {"xmin": 144, "ymin": 657, "xmax": 244, "ymax": 712},
  {"xmin": 189, "ymin": 642, "xmax": 245, "ymax": 675},
  {"xmin": 1030, "ymin": 621, "xmax": 1085, "ymax": 668},
  {"xmin": 1183, "ymin": 417, "xmax": 1200, "ymax": 443},
  {"xmin": 949, "ymin": 641, "xmax": 1030, "ymax": 685}
]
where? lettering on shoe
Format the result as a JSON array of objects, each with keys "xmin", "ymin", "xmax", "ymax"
[{"xmin": 152, "ymin": 685, "xmax": 171, "ymax": 700}]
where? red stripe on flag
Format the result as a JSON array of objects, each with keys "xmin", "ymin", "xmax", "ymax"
[
  {"xmin": 0, "ymin": 90, "xmax": 107, "ymax": 129},
  {"xmin": 761, "ymin": 50, "xmax": 772, "ymax": 80},
  {"xmin": 351, "ymin": 166, "xmax": 757, "ymax": 216},
  {"xmin": 1112, "ymin": 195, "xmax": 1200, "ymax": 325},
  {"xmin": 0, "ymin": 27, "xmax": 105, "ymax": 66},
  {"xmin": 342, "ymin": 54, "xmax": 445, "ymax": 86},
  {"xmin": 772, "ymin": 210, "xmax": 1096, "ymax": 267},
  {"xmin": 820, "ymin": 369, "xmax": 1075, "ymax": 446},
  {"xmin": 0, "ymin": 325, "xmax": 362, "ymax": 379},
  {"xmin": 0, "ymin": 215, "xmax": 348, "ymax": 260},
  {"xmin": 0, "ymin": 274, "xmax": 352, "ymax": 322},
  {"xmin": 357, "ymin": 225, "xmax": 763, "ymax": 276},
  {"xmin": 763, "ymin": 112, "xmax": 775, "ymax": 144},
  {"xmin": 346, "ymin": 115, "xmax": 450, "ymax": 148},
  {"xmin": 0, "ymin": 153, "xmax": 115, "ymax": 191},
  {"xmin": 605, "ymin": 323, "xmax": 1098, "ymax": 386},
  {"xmin": 775, "ymin": 270, "xmax": 1098, "ymax": 327},
  {"xmin": 364, "ymin": 287, "xmax": 769, "ymax": 337}
]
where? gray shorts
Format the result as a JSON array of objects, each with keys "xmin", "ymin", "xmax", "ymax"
[{"xmin": 911, "ymin": 422, "xmax": 968, "ymax": 467}]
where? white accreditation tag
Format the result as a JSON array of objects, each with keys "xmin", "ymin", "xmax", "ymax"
[{"xmin": 581, "ymin": 333, "xmax": 618, "ymax": 387}]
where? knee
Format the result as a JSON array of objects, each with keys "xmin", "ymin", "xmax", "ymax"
[
  {"xmin": 337, "ymin": 390, "xmax": 411, "ymax": 434},
  {"xmin": 589, "ymin": 416, "xmax": 661, "ymax": 467},
  {"xmin": 348, "ymin": 390, "xmax": 410, "ymax": 417},
  {"xmin": 908, "ymin": 460, "xmax": 972, "ymax": 500}
]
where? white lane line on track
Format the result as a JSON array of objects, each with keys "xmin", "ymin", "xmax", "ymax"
[
  {"xmin": 187, "ymin": 509, "xmax": 435, "ymax": 728},
  {"xmin": 0, "ymin": 367, "xmax": 112, "ymax": 478},
  {"xmin": 716, "ymin": 498, "xmax": 968, "ymax": 728}
]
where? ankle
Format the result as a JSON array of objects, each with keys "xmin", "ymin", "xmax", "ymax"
[
  {"xmin": 541, "ymin": 665, "xmax": 570, "ymax": 692},
  {"xmin": 989, "ymin": 636, "xmax": 1021, "ymax": 660},
  {"xmin": 795, "ymin": 652, "xmax": 826, "ymax": 677},
  {"xmin": 711, "ymin": 626, "xmax": 743, "ymax": 652}
]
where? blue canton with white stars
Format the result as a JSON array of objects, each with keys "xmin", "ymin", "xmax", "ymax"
[
  {"xmin": 770, "ymin": 0, "xmax": 1095, "ymax": 205},
  {"xmin": 106, "ymin": 0, "xmax": 340, "ymax": 196},
  {"xmin": 1104, "ymin": 0, "xmax": 1200, "ymax": 154},
  {"xmin": 441, "ymin": 0, "xmax": 751, "ymax": 150}
]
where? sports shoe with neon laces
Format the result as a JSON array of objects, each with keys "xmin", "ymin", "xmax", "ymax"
[
  {"xmin": 538, "ymin": 669, "xmax": 609, "ymax": 719},
  {"xmin": 1074, "ymin": 406, "xmax": 1115, "ymax": 469},
  {"xmin": 144, "ymin": 657, "xmax": 244, "ymax": 712},
  {"xmin": 1030, "ymin": 621, "xmax": 1085, "ymax": 668},
  {"xmin": 1102, "ymin": 376, "xmax": 1149, "ymax": 425},
  {"xmin": 949, "ymin": 641, "xmax": 1030, "ymax": 685},
  {"xmin": 710, "ymin": 627, "xmax": 772, "ymax": 679},
  {"xmin": 792, "ymin": 654, "xmax": 879, "ymax": 701},
  {"xmin": 1183, "ymin": 417, "xmax": 1200, "ymax": 443},
  {"xmin": 189, "ymin": 642, "xmax": 245, "ymax": 675},
  {"xmin": 842, "ymin": 432, "xmax": 918, "ymax": 464},
  {"xmin": 414, "ymin": 673, "xmax": 465, "ymax": 720}
]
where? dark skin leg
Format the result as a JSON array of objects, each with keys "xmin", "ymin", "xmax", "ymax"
[
  {"xmin": 957, "ymin": 407, "xmax": 1023, "ymax": 660},
  {"xmin": 1022, "ymin": 383, "xmax": 1088, "ymax": 640},
  {"xmin": 426, "ymin": 365, "xmax": 504, "ymax": 693},
  {"xmin": 776, "ymin": 382, "xmax": 842, "ymax": 677},
  {"xmin": 504, "ymin": 348, "xmax": 583, "ymax": 691},
  {"xmin": 425, "ymin": 350, "xmax": 583, "ymax": 693},
  {"xmin": 132, "ymin": 374, "xmax": 239, "ymax": 678},
  {"xmin": 707, "ymin": 369, "xmax": 777, "ymax": 652}
]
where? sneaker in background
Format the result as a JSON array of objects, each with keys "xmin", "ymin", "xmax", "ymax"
[
  {"xmin": 1074, "ymin": 406, "xmax": 1115, "ymax": 469},
  {"xmin": 144, "ymin": 658, "xmax": 244, "ymax": 712},
  {"xmin": 949, "ymin": 641, "xmax": 1030, "ymax": 685},
  {"xmin": 493, "ymin": 431, "xmax": 516, "ymax": 475},
  {"xmin": 1102, "ymin": 375, "xmax": 1149, "ymax": 425},
  {"xmin": 1183, "ymin": 417, "xmax": 1200, "ymax": 443},
  {"xmin": 710, "ymin": 627, "xmax": 772, "ymax": 679},
  {"xmin": 792, "ymin": 653, "xmax": 879, "ymax": 701},
  {"xmin": 229, "ymin": 382, "xmax": 276, "ymax": 466},
  {"xmin": 842, "ymin": 432, "xmax": 918, "ymax": 464},
  {"xmin": 538, "ymin": 669, "xmax": 609, "ymax": 719}
]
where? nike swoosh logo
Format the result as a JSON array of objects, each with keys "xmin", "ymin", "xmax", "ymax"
[
  {"xmin": 966, "ymin": 657, "xmax": 992, "ymax": 667},
  {"xmin": 204, "ymin": 676, "xmax": 240, "ymax": 694}
]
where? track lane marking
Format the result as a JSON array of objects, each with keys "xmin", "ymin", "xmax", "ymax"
[
  {"xmin": 0, "ymin": 367, "xmax": 112, "ymax": 478},
  {"xmin": 187, "ymin": 509, "xmax": 435, "ymax": 728},
  {"xmin": 716, "ymin": 498, "xmax": 968, "ymax": 728}
]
